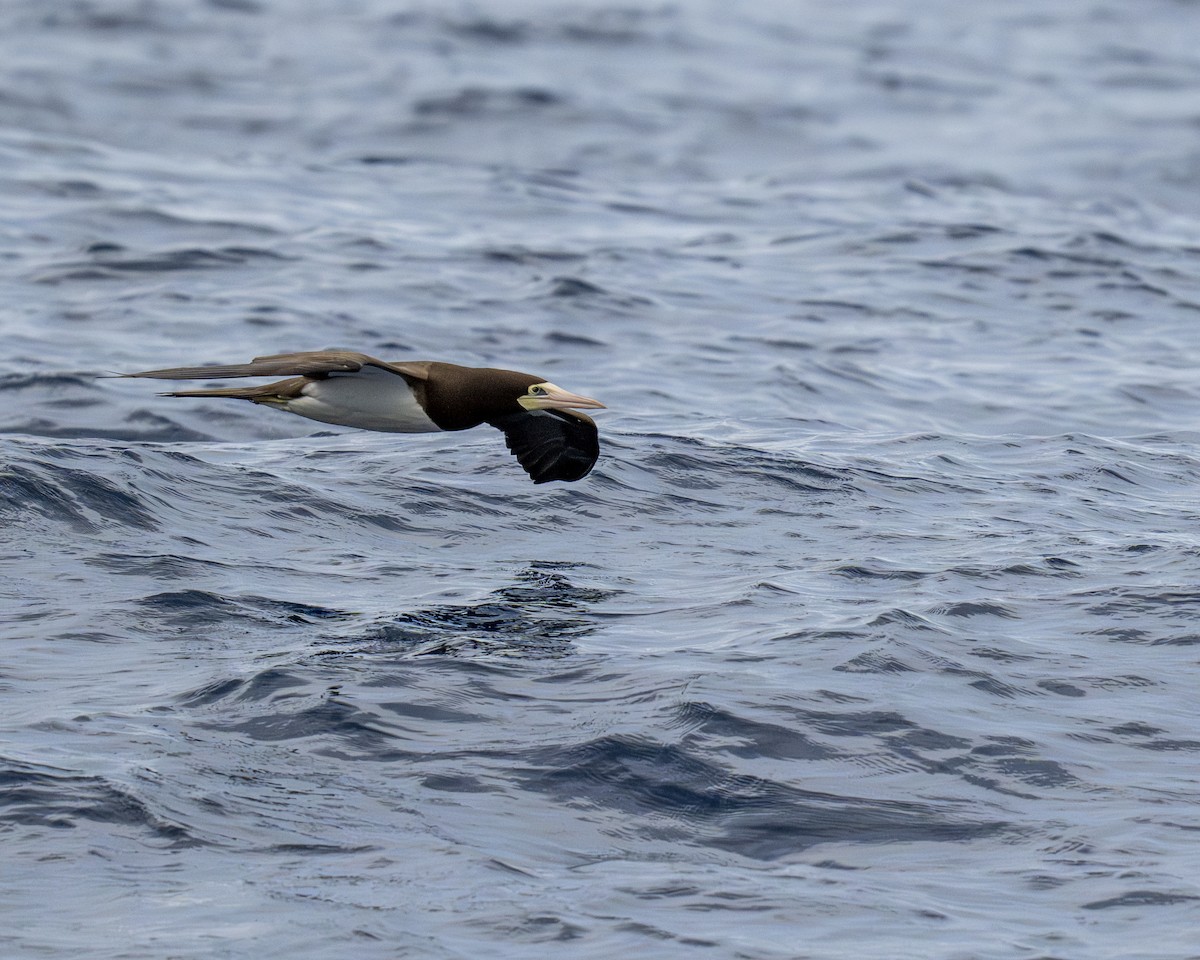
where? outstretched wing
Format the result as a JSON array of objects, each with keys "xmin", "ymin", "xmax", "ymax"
[
  {"xmin": 122, "ymin": 350, "xmax": 430, "ymax": 382},
  {"xmin": 488, "ymin": 409, "xmax": 599, "ymax": 484}
]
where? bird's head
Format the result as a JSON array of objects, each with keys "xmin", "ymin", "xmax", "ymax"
[{"xmin": 517, "ymin": 380, "xmax": 606, "ymax": 413}]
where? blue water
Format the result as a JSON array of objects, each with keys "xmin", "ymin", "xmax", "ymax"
[{"xmin": 4, "ymin": 1, "xmax": 1200, "ymax": 957}]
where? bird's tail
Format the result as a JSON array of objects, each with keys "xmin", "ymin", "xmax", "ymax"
[{"xmin": 156, "ymin": 383, "xmax": 296, "ymax": 406}]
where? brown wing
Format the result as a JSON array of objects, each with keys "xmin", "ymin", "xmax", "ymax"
[
  {"xmin": 488, "ymin": 409, "xmax": 599, "ymax": 483},
  {"xmin": 122, "ymin": 350, "xmax": 431, "ymax": 382}
]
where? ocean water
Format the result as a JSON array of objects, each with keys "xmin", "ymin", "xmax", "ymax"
[{"xmin": 4, "ymin": 1, "xmax": 1200, "ymax": 957}]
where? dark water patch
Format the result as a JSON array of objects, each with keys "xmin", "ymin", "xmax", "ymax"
[
  {"xmin": 180, "ymin": 677, "xmax": 252, "ymax": 708},
  {"xmin": 963, "ymin": 674, "xmax": 1027, "ymax": 699},
  {"xmin": 413, "ymin": 86, "xmax": 564, "ymax": 119},
  {"xmin": 1036, "ymin": 679, "xmax": 1087, "ymax": 698},
  {"xmin": 285, "ymin": 463, "xmax": 521, "ymax": 527},
  {"xmin": 1, "ymin": 463, "xmax": 95, "ymax": 531},
  {"xmin": 136, "ymin": 590, "xmax": 348, "ymax": 629},
  {"xmin": 933, "ymin": 601, "xmax": 1019, "ymax": 619},
  {"xmin": 500, "ymin": 563, "xmax": 613, "ymax": 605},
  {"xmin": 1082, "ymin": 890, "xmax": 1200, "ymax": 910},
  {"xmin": 1107, "ymin": 721, "xmax": 1164, "ymax": 738},
  {"xmin": 407, "ymin": 5, "xmax": 685, "ymax": 48},
  {"xmin": 556, "ymin": 7, "xmax": 684, "ymax": 46},
  {"xmin": 179, "ymin": 668, "xmax": 337, "ymax": 709},
  {"xmin": 1124, "ymin": 737, "xmax": 1200, "ymax": 753},
  {"xmin": 5, "ymin": 413, "xmax": 215, "ymax": 443},
  {"xmin": 915, "ymin": 256, "xmax": 999, "ymax": 275},
  {"xmin": 998, "ymin": 557, "xmax": 1082, "ymax": 578},
  {"xmin": 229, "ymin": 667, "xmax": 317, "ymax": 703},
  {"xmin": 482, "ymin": 246, "xmax": 586, "ymax": 265},
  {"xmin": 422, "ymin": 773, "xmax": 501, "ymax": 793},
  {"xmin": 1009, "ymin": 245, "xmax": 1125, "ymax": 269},
  {"xmin": 21, "ymin": 177, "xmax": 106, "ymax": 198},
  {"xmin": 254, "ymin": 841, "xmax": 381, "ymax": 856},
  {"xmin": 38, "ymin": 3, "xmax": 176, "ymax": 30},
  {"xmin": 214, "ymin": 691, "xmax": 414, "ymax": 755},
  {"xmin": 137, "ymin": 589, "xmax": 242, "ymax": 624},
  {"xmin": 0, "ymin": 758, "xmax": 200, "ymax": 847},
  {"xmin": 670, "ymin": 702, "xmax": 838, "ymax": 761},
  {"xmin": 853, "ymin": 464, "xmax": 986, "ymax": 498},
  {"xmin": 114, "ymin": 409, "xmax": 217, "ymax": 443},
  {"xmin": 184, "ymin": 660, "xmax": 522, "ymax": 756},
  {"xmin": 520, "ymin": 734, "xmax": 1005, "ymax": 860},
  {"xmin": 0, "ymin": 459, "xmax": 157, "ymax": 531},
  {"xmin": 543, "ymin": 330, "xmax": 607, "ymax": 348},
  {"xmin": 986, "ymin": 757, "xmax": 1079, "ymax": 790},
  {"xmin": 919, "ymin": 739, "xmax": 1085, "ymax": 798},
  {"xmin": 731, "ymin": 334, "xmax": 816, "ymax": 353},
  {"xmin": 1082, "ymin": 589, "xmax": 1200, "ymax": 631},
  {"xmin": 865, "ymin": 608, "xmax": 946, "ymax": 632},
  {"xmin": 1077, "ymin": 674, "xmax": 1156, "ymax": 691},
  {"xmin": 601, "ymin": 199, "xmax": 694, "ymax": 219},
  {"xmin": 487, "ymin": 913, "xmax": 589, "ymax": 944},
  {"xmin": 382, "ymin": 701, "xmax": 487, "ymax": 725},
  {"xmin": 0, "ymin": 372, "xmax": 96, "ymax": 392},
  {"xmin": 545, "ymin": 276, "xmax": 606, "ymax": 297},
  {"xmin": 355, "ymin": 153, "xmax": 421, "ymax": 166},
  {"xmin": 533, "ymin": 274, "xmax": 655, "ymax": 311},
  {"xmin": 836, "ymin": 651, "xmax": 918, "ymax": 675},
  {"xmin": 361, "ymin": 568, "xmax": 611, "ymax": 658},
  {"xmin": 638, "ymin": 437, "xmax": 850, "ymax": 498},
  {"xmin": 89, "ymin": 551, "xmax": 232, "ymax": 578},
  {"xmin": 757, "ymin": 706, "xmax": 1076, "ymax": 797},
  {"xmin": 207, "ymin": 0, "xmax": 264, "ymax": 13},
  {"xmin": 964, "ymin": 645, "xmax": 1040, "ymax": 664},
  {"xmin": 35, "ymin": 244, "xmax": 291, "ymax": 283},
  {"xmin": 442, "ymin": 16, "xmax": 530, "ymax": 44},
  {"xmin": 784, "ymin": 707, "xmax": 916, "ymax": 739},
  {"xmin": 833, "ymin": 562, "xmax": 931, "ymax": 582}
]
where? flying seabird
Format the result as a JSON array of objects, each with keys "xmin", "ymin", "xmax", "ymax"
[{"xmin": 122, "ymin": 350, "xmax": 605, "ymax": 483}]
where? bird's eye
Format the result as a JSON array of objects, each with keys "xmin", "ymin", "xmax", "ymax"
[{"xmin": 530, "ymin": 385, "xmax": 546, "ymax": 395}]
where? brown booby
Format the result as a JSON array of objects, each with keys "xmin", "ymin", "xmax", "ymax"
[{"xmin": 122, "ymin": 350, "xmax": 605, "ymax": 483}]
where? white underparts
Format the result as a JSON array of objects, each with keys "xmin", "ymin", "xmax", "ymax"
[{"xmin": 284, "ymin": 368, "xmax": 441, "ymax": 433}]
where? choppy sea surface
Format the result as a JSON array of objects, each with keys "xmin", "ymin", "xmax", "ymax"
[{"xmin": 5, "ymin": 1, "xmax": 1200, "ymax": 957}]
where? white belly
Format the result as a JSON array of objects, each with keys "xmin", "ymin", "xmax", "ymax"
[{"xmin": 285, "ymin": 368, "xmax": 441, "ymax": 433}]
